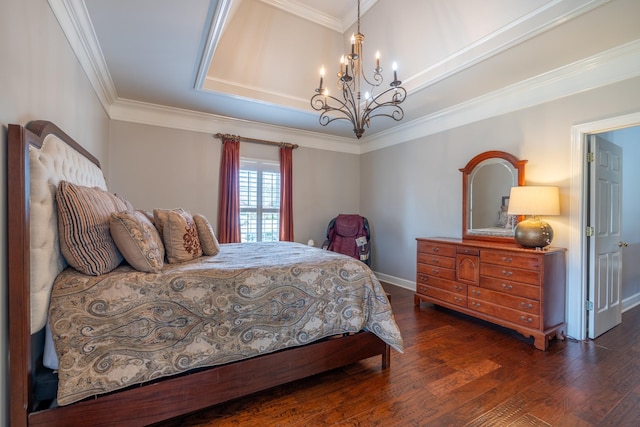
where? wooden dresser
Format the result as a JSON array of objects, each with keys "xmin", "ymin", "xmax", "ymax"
[{"xmin": 415, "ymin": 237, "xmax": 566, "ymax": 350}]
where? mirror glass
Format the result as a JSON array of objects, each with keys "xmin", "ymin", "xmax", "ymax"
[{"xmin": 461, "ymin": 151, "xmax": 526, "ymax": 242}]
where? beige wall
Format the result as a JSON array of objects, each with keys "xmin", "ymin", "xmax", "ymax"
[
  {"xmin": 108, "ymin": 120, "xmax": 360, "ymax": 248},
  {"xmin": 361, "ymin": 76, "xmax": 640, "ymax": 337},
  {"xmin": 0, "ymin": 0, "xmax": 110, "ymax": 422}
]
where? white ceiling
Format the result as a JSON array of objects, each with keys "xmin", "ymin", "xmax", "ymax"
[{"xmin": 59, "ymin": 0, "xmax": 640, "ymax": 142}]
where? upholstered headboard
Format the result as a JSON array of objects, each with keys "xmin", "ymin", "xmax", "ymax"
[{"xmin": 10, "ymin": 121, "xmax": 107, "ymax": 333}]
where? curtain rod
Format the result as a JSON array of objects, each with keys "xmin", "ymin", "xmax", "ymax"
[{"xmin": 214, "ymin": 133, "xmax": 298, "ymax": 149}]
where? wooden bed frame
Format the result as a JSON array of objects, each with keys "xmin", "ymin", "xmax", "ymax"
[{"xmin": 7, "ymin": 121, "xmax": 391, "ymax": 427}]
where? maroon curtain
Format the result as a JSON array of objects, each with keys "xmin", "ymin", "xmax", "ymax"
[
  {"xmin": 217, "ymin": 137, "xmax": 241, "ymax": 243},
  {"xmin": 279, "ymin": 145, "xmax": 294, "ymax": 242}
]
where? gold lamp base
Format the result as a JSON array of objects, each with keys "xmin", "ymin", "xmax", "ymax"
[{"xmin": 514, "ymin": 217, "xmax": 554, "ymax": 248}]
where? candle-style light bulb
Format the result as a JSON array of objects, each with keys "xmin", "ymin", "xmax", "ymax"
[
  {"xmin": 392, "ymin": 62, "xmax": 398, "ymax": 82},
  {"xmin": 319, "ymin": 66, "xmax": 325, "ymax": 90},
  {"xmin": 375, "ymin": 51, "xmax": 380, "ymax": 69},
  {"xmin": 340, "ymin": 55, "xmax": 345, "ymax": 75},
  {"xmin": 351, "ymin": 34, "xmax": 355, "ymax": 56}
]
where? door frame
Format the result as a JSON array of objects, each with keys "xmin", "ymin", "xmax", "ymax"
[{"xmin": 568, "ymin": 111, "xmax": 640, "ymax": 341}]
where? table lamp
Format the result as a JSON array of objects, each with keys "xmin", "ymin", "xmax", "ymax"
[{"xmin": 508, "ymin": 186, "xmax": 560, "ymax": 248}]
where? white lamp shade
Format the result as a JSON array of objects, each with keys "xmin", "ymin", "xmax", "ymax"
[{"xmin": 508, "ymin": 186, "xmax": 560, "ymax": 216}]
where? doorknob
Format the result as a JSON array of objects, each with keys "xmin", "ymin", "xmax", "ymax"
[{"xmin": 618, "ymin": 241, "xmax": 629, "ymax": 247}]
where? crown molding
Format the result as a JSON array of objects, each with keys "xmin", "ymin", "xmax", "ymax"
[
  {"xmin": 109, "ymin": 98, "xmax": 361, "ymax": 154},
  {"xmin": 50, "ymin": 0, "xmax": 640, "ymax": 156},
  {"xmin": 404, "ymin": 0, "xmax": 610, "ymax": 95},
  {"xmin": 259, "ymin": 0, "xmax": 378, "ymax": 33},
  {"xmin": 360, "ymin": 38, "xmax": 640, "ymax": 154},
  {"xmin": 48, "ymin": 0, "xmax": 117, "ymax": 112},
  {"xmin": 193, "ymin": 0, "xmax": 233, "ymax": 90}
]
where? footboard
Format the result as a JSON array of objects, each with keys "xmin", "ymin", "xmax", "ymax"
[{"xmin": 27, "ymin": 333, "xmax": 389, "ymax": 427}]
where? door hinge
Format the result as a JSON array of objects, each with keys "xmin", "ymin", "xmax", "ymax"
[
  {"xmin": 586, "ymin": 226, "xmax": 595, "ymax": 237},
  {"xmin": 585, "ymin": 300, "xmax": 594, "ymax": 311},
  {"xmin": 587, "ymin": 152, "xmax": 595, "ymax": 162}
]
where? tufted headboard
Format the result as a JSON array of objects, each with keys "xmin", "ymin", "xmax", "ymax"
[
  {"xmin": 7, "ymin": 121, "xmax": 107, "ymax": 425},
  {"xmin": 8, "ymin": 121, "xmax": 106, "ymax": 332},
  {"xmin": 28, "ymin": 128, "xmax": 107, "ymax": 332}
]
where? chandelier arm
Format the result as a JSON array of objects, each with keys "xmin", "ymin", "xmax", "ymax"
[
  {"xmin": 366, "ymin": 86, "xmax": 407, "ymax": 108},
  {"xmin": 310, "ymin": 92, "xmax": 357, "ymax": 125},
  {"xmin": 361, "ymin": 71, "xmax": 383, "ymax": 88},
  {"xmin": 363, "ymin": 105, "xmax": 405, "ymax": 123},
  {"xmin": 362, "ymin": 88, "xmax": 407, "ymax": 123},
  {"xmin": 310, "ymin": 0, "xmax": 406, "ymax": 138}
]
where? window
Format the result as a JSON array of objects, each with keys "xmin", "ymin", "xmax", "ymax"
[{"xmin": 239, "ymin": 159, "xmax": 280, "ymax": 242}]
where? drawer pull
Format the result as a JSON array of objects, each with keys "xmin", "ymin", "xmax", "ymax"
[
  {"xmin": 501, "ymin": 283, "xmax": 513, "ymax": 291},
  {"xmin": 431, "ymin": 268, "xmax": 440, "ymax": 275},
  {"xmin": 471, "ymin": 289, "xmax": 481, "ymax": 296},
  {"xmin": 520, "ymin": 315, "xmax": 533, "ymax": 323},
  {"xmin": 419, "ymin": 274, "xmax": 428, "ymax": 282},
  {"xmin": 471, "ymin": 301, "xmax": 481, "ymax": 308},
  {"xmin": 502, "ymin": 256, "xmax": 513, "ymax": 263},
  {"xmin": 454, "ymin": 297, "xmax": 463, "ymax": 303},
  {"xmin": 501, "ymin": 270, "xmax": 513, "ymax": 277},
  {"xmin": 431, "ymin": 258, "xmax": 440, "ymax": 264},
  {"xmin": 432, "ymin": 247, "xmax": 440, "ymax": 253},
  {"xmin": 454, "ymin": 285, "xmax": 463, "ymax": 291},
  {"xmin": 520, "ymin": 302, "xmax": 533, "ymax": 309}
]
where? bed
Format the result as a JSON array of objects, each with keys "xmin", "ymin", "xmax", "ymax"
[{"xmin": 7, "ymin": 120, "xmax": 403, "ymax": 426}]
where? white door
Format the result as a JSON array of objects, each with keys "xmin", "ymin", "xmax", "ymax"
[{"xmin": 588, "ymin": 134, "xmax": 623, "ymax": 339}]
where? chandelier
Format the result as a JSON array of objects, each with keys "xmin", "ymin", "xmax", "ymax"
[{"xmin": 310, "ymin": 0, "xmax": 407, "ymax": 139}]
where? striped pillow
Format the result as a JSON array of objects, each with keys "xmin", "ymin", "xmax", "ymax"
[{"xmin": 56, "ymin": 181, "xmax": 128, "ymax": 275}]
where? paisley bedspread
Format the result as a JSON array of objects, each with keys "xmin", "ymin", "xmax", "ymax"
[{"xmin": 49, "ymin": 242, "xmax": 404, "ymax": 405}]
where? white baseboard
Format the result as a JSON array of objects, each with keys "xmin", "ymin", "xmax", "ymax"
[
  {"xmin": 622, "ymin": 292, "xmax": 640, "ymax": 313},
  {"xmin": 374, "ymin": 272, "xmax": 415, "ymax": 292}
]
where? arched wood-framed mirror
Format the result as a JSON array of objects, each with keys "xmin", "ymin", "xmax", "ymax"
[{"xmin": 460, "ymin": 151, "xmax": 527, "ymax": 243}]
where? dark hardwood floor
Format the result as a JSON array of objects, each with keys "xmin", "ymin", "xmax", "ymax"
[{"xmin": 153, "ymin": 284, "xmax": 640, "ymax": 426}]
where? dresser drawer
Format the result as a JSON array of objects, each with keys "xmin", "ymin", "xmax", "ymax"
[
  {"xmin": 468, "ymin": 298, "xmax": 540, "ymax": 329},
  {"xmin": 468, "ymin": 286, "xmax": 539, "ymax": 314},
  {"xmin": 416, "ymin": 274, "xmax": 465, "ymax": 294},
  {"xmin": 417, "ymin": 284, "xmax": 467, "ymax": 307},
  {"xmin": 417, "ymin": 264, "xmax": 456, "ymax": 281},
  {"xmin": 457, "ymin": 246, "xmax": 479, "ymax": 256},
  {"xmin": 480, "ymin": 263, "xmax": 540, "ymax": 286},
  {"xmin": 481, "ymin": 250, "xmax": 539, "ymax": 270},
  {"xmin": 417, "ymin": 253, "xmax": 456, "ymax": 269},
  {"xmin": 417, "ymin": 241, "xmax": 456, "ymax": 257},
  {"xmin": 480, "ymin": 276, "xmax": 540, "ymax": 300}
]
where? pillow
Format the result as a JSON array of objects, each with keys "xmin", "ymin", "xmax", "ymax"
[
  {"xmin": 56, "ymin": 181, "xmax": 127, "ymax": 275},
  {"xmin": 137, "ymin": 209, "xmax": 155, "ymax": 226},
  {"xmin": 153, "ymin": 208, "xmax": 185, "ymax": 240},
  {"xmin": 110, "ymin": 211, "xmax": 165, "ymax": 273},
  {"xmin": 193, "ymin": 214, "xmax": 220, "ymax": 256},
  {"xmin": 163, "ymin": 210, "xmax": 202, "ymax": 263}
]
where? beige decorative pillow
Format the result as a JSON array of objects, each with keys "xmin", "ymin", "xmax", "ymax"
[
  {"xmin": 56, "ymin": 181, "xmax": 127, "ymax": 275},
  {"xmin": 153, "ymin": 208, "xmax": 185, "ymax": 240},
  {"xmin": 193, "ymin": 214, "xmax": 220, "ymax": 256},
  {"xmin": 137, "ymin": 209, "xmax": 155, "ymax": 226},
  {"xmin": 163, "ymin": 210, "xmax": 202, "ymax": 263},
  {"xmin": 110, "ymin": 211, "xmax": 165, "ymax": 273}
]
